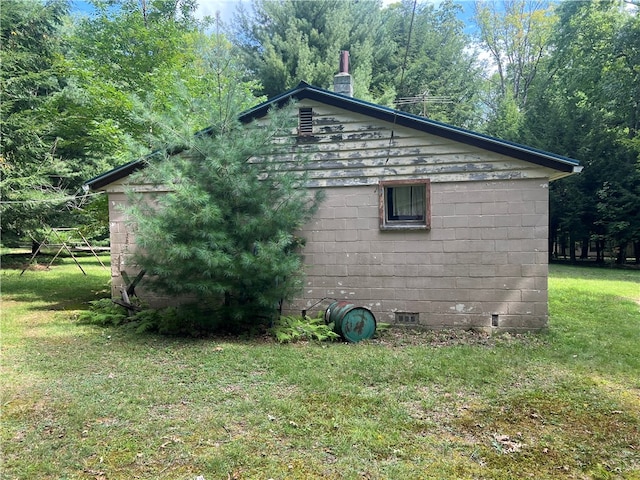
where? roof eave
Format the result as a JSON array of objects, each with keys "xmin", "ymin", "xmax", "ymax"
[{"xmin": 84, "ymin": 159, "xmax": 145, "ymax": 191}]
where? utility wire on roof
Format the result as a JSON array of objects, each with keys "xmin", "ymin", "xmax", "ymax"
[{"xmin": 385, "ymin": 0, "xmax": 418, "ymax": 165}]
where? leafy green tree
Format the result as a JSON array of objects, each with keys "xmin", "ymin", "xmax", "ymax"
[
  {"xmin": 127, "ymin": 101, "xmax": 322, "ymax": 325},
  {"xmin": 473, "ymin": 0, "xmax": 557, "ymax": 140},
  {"xmin": 66, "ymin": 1, "xmax": 259, "ymax": 160},
  {"xmin": 1, "ymin": 0, "xmax": 239, "ymax": 246},
  {"xmin": 70, "ymin": 0, "xmax": 199, "ymax": 94},
  {"xmin": 556, "ymin": 1, "xmax": 639, "ymax": 264},
  {"xmin": 482, "ymin": 91, "xmax": 524, "ymax": 139},
  {"xmin": 525, "ymin": 0, "xmax": 640, "ymax": 263},
  {"xmin": 0, "ymin": 0, "xmax": 248, "ymax": 248},
  {"xmin": 381, "ymin": 0, "xmax": 483, "ymax": 127},
  {"xmin": 65, "ymin": 0, "xmax": 206, "ymax": 151}
]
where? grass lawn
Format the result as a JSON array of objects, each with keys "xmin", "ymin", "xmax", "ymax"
[{"xmin": 1, "ymin": 256, "xmax": 639, "ymax": 479}]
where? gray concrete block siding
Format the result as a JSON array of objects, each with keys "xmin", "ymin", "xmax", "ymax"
[{"xmin": 285, "ymin": 179, "xmax": 549, "ymax": 331}]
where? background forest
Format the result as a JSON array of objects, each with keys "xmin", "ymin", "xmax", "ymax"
[{"xmin": 1, "ymin": 0, "xmax": 639, "ymax": 264}]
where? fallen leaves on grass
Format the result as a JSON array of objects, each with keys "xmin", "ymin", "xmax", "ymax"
[
  {"xmin": 492, "ymin": 434, "xmax": 524, "ymax": 454},
  {"xmin": 160, "ymin": 435, "xmax": 184, "ymax": 449},
  {"xmin": 84, "ymin": 469, "xmax": 106, "ymax": 480}
]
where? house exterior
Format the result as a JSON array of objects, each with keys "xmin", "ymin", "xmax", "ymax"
[{"xmin": 85, "ymin": 78, "xmax": 581, "ymax": 332}]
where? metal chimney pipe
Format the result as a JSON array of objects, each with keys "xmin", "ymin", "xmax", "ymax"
[{"xmin": 339, "ymin": 50, "xmax": 349, "ymax": 74}]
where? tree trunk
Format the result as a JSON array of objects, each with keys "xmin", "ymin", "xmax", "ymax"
[
  {"xmin": 569, "ymin": 232, "xmax": 576, "ymax": 263},
  {"xmin": 616, "ymin": 242, "xmax": 627, "ymax": 265},
  {"xmin": 580, "ymin": 238, "xmax": 589, "ymax": 259},
  {"xmin": 595, "ymin": 239, "xmax": 604, "ymax": 263}
]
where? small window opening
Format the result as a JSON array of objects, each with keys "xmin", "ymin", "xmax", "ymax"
[
  {"xmin": 298, "ymin": 107, "xmax": 313, "ymax": 136},
  {"xmin": 491, "ymin": 314, "xmax": 499, "ymax": 327},
  {"xmin": 380, "ymin": 179, "xmax": 431, "ymax": 230}
]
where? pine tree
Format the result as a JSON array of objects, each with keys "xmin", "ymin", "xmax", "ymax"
[
  {"xmin": 127, "ymin": 101, "xmax": 322, "ymax": 326},
  {"xmin": 0, "ymin": 0, "xmax": 71, "ymax": 246},
  {"xmin": 232, "ymin": 0, "xmax": 388, "ymax": 100}
]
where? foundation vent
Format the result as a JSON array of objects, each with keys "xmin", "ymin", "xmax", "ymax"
[{"xmin": 396, "ymin": 312, "xmax": 419, "ymax": 324}]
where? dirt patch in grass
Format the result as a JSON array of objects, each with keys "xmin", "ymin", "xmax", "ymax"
[
  {"xmin": 450, "ymin": 387, "xmax": 640, "ymax": 478},
  {"xmin": 208, "ymin": 328, "xmax": 548, "ymax": 351},
  {"xmin": 1, "ymin": 252, "xmax": 78, "ymax": 271},
  {"xmin": 371, "ymin": 327, "xmax": 548, "ymax": 349}
]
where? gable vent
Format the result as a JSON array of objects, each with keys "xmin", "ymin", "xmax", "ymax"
[{"xmin": 298, "ymin": 107, "xmax": 313, "ymax": 136}]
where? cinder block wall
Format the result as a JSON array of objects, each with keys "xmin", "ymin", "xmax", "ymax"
[
  {"xmin": 287, "ymin": 178, "xmax": 550, "ymax": 331},
  {"xmin": 107, "ymin": 191, "xmax": 181, "ymax": 308},
  {"xmin": 107, "ymin": 192, "xmax": 129, "ymax": 297},
  {"xmin": 109, "ymin": 178, "xmax": 550, "ymax": 331}
]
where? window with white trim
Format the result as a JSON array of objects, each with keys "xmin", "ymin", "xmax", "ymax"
[{"xmin": 379, "ymin": 179, "xmax": 431, "ymax": 230}]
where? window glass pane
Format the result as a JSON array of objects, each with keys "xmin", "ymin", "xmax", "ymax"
[{"xmin": 388, "ymin": 185, "xmax": 425, "ymax": 221}]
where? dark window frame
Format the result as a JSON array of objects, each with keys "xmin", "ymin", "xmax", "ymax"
[{"xmin": 379, "ymin": 179, "xmax": 431, "ymax": 231}]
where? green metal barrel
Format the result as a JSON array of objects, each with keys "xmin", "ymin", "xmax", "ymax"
[{"xmin": 324, "ymin": 301, "xmax": 376, "ymax": 343}]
